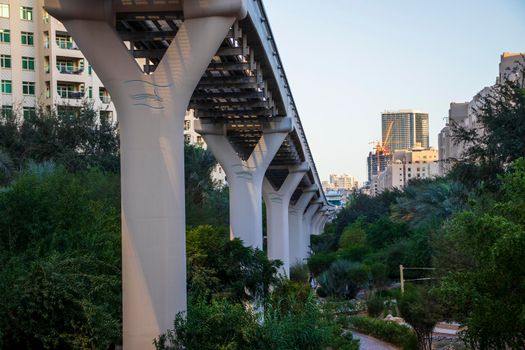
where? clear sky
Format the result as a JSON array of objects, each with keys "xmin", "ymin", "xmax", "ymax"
[{"xmin": 263, "ymin": 0, "xmax": 525, "ymax": 183}]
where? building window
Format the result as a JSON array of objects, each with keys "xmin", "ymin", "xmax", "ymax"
[
  {"xmin": 88, "ymin": 86, "xmax": 93, "ymax": 99},
  {"xmin": 184, "ymin": 134, "xmax": 191, "ymax": 143},
  {"xmin": 88, "ymin": 64, "xmax": 92, "ymax": 75},
  {"xmin": 184, "ymin": 120, "xmax": 190, "ymax": 130},
  {"xmin": 43, "ymin": 10, "xmax": 49, "ymax": 24},
  {"xmin": 22, "ymin": 81, "xmax": 35, "ymax": 95},
  {"xmin": 43, "ymin": 31, "xmax": 49, "ymax": 48},
  {"xmin": 1, "ymin": 105, "xmax": 13, "ymax": 118},
  {"xmin": 0, "ymin": 54, "xmax": 11, "ymax": 68},
  {"xmin": 56, "ymin": 35, "xmax": 76, "ymax": 49},
  {"xmin": 0, "ymin": 29, "xmax": 10, "ymax": 43},
  {"xmin": 21, "ymin": 31, "xmax": 34, "ymax": 45},
  {"xmin": 22, "ymin": 56, "xmax": 35, "ymax": 70},
  {"xmin": 23, "ymin": 107, "xmax": 36, "ymax": 119},
  {"xmin": 1, "ymin": 80, "xmax": 12, "ymax": 94},
  {"xmin": 45, "ymin": 81, "xmax": 51, "ymax": 98},
  {"xmin": 20, "ymin": 6, "xmax": 32, "ymax": 21},
  {"xmin": 0, "ymin": 4, "xmax": 8, "ymax": 18}
]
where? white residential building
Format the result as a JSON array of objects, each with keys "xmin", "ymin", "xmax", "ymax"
[
  {"xmin": 371, "ymin": 146, "xmax": 439, "ymax": 195},
  {"xmin": 184, "ymin": 109, "xmax": 226, "ymax": 185},
  {"xmin": 0, "ymin": 0, "xmax": 116, "ymax": 119}
]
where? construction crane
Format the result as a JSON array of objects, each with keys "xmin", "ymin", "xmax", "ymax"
[{"xmin": 370, "ymin": 120, "xmax": 395, "ymax": 176}]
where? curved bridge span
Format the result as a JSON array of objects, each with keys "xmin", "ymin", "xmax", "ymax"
[{"xmin": 44, "ymin": 0, "xmax": 334, "ymax": 348}]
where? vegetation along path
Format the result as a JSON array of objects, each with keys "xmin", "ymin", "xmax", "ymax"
[{"xmin": 351, "ymin": 331, "xmax": 399, "ymax": 350}]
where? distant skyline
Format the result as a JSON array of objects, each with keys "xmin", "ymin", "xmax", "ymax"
[{"xmin": 264, "ymin": 0, "xmax": 525, "ymax": 183}]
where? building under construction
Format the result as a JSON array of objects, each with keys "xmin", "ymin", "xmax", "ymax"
[{"xmin": 367, "ymin": 151, "xmax": 392, "ymax": 182}]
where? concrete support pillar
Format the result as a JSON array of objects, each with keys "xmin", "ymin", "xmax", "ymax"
[
  {"xmin": 312, "ymin": 209, "xmax": 327, "ymax": 236},
  {"xmin": 318, "ymin": 215, "xmax": 330, "ymax": 235},
  {"xmin": 302, "ymin": 203, "xmax": 321, "ymax": 259},
  {"xmin": 45, "ymin": 1, "xmax": 246, "ymax": 349},
  {"xmin": 195, "ymin": 118, "xmax": 292, "ymax": 249},
  {"xmin": 263, "ymin": 163, "xmax": 308, "ymax": 275},
  {"xmin": 288, "ymin": 185, "xmax": 317, "ymax": 266}
]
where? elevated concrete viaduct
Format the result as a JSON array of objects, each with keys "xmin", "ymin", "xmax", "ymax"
[{"xmin": 44, "ymin": 0, "xmax": 333, "ymax": 348}]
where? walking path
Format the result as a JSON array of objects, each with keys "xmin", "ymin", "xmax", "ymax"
[{"xmin": 351, "ymin": 331, "xmax": 399, "ymax": 350}]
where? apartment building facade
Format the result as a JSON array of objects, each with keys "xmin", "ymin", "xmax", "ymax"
[
  {"xmin": 437, "ymin": 52, "xmax": 524, "ymax": 176},
  {"xmin": 381, "ymin": 109, "xmax": 429, "ymax": 152},
  {"xmin": 371, "ymin": 146, "xmax": 439, "ymax": 196},
  {"xmin": 0, "ymin": 0, "xmax": 116, "ymax": 118}
]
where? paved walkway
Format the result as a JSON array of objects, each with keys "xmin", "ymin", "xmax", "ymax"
[{"xmin": 351, "ymin": 331, "xmax": 399, "ymax": 350}]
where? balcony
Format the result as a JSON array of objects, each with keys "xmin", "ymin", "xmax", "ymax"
[
  {"xmin": 57, "ymin": 66, "xmax": 84, "ymax": 75},
  {"xmin": 59, "ymin": 91, "xmax": 84, "ymax": 99},
  {"xmin": 57, "ymin": 82, "xmax": 85, "ymax": 100},
  {"xmin": 56, "ymin": 41, "xmax": 79, "ymax": 50},
  {"xmin": 56, "ymin": 32, "xmax": 79, "ymax": 50}
]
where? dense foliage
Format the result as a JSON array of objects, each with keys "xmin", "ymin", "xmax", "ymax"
[
  {"xmin": 155, "ymin": 280, "xmax": 359, "ymax": 350},
  {"xmin": 0, "ymin": 104, "xmax": 119, "ymax": 173},
  {"xmin": 346, "ymin": 316, "xmax": 417, "ymax": 350},
  {"xmin": 0, "ymin": 167, "xmax": 122, "ymax": 349},
  {"xmin": 311, "ymin": 66, "xmax": 525, "ymax": 349}
]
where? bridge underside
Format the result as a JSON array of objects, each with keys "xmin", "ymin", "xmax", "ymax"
[
  {"xmin": 114, "ymin": 10, "xmax": 319, "ymax": 201},
  {"xmin": 44, "ymin": 1, "xmax": 333, "ymax": 349}
]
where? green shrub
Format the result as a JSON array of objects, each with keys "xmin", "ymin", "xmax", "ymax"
[
  {"xmin": 337, "ymin": 244, "xmax": 371, "ymax": 262},
  {"xmin": 154, "ymin": 299, "xmax": 258, "ymax": 350},
  {"xmin": 289, "ymin": 263, "xmax": 309, "ymax": 283},
  {"xmin": 307, "ymin": 251, "xmax": 337, "ymax": 275},
  {"xmin": 366, "ymin": 295, "xmax": 384, "ymax": 318},
  {"xmin": 317, "ymin": 260, "xmax": 368, "ymax": 299},
  {"xmin": 348, "ymin": 316, "xmax": 418, "ymax": 350},
  {"xmin": 156, "ymin": 284, "xmax": 350, "ymax": 350},
  {"xmin": 187, "ymin": 225, "xmax": 281, "ymax": 302}
]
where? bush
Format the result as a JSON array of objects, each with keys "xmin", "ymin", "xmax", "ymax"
[
  {"xmin": 337, "ymin": 244, "xmax": 371, "ymax": 262},
  {"xmin": 154, "ymin": 299, "xmax": 258, "ymax": 350},
  {"xmin": 156, "ymin": 283, "xmax": 356, "ymax": 350},
  {"xmin": 317, "ymin": 260, "xmax": 368, "ymax": 299},
  {"xmin": 348, "ymin": 316, "xmax": 417, "ymax": 350},
  {"xmin": 366, "ymin": 295, "xmax": 384, "ymax": 318},
  {"xmin": 289, "ymin": 263, "xmax": 309, "ymax": 283},
  {"xmin": 187, "ymin": 225, "xmax": 281, "ymax": 302},
  {"xmin": 307, "ymin": 251, "xmax": 337, "ymax": 275}
]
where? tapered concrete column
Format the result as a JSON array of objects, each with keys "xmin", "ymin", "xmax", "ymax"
[
  {"xmin": 288, "ymin": 185, "xmax": 317, "ymax": 266},
  {"xmin": 263, "ymin": 163, "xmax": 308, "ymax": 275},
  {"xmin": 195, "ymin": 118, "xmax": 293, "ymax": 249},
  {"xmin": 302, "ymin": 203, "xmax": 321, "ymax": 259},
  {"xmin": 45, "ymin": 1, "xmax": 245, "ymax": 349},
  {"xmin": 311, "ymin": 209, "xmax": 327, "ymax": 236},
  {"xmin": 318, "ymin": 215, "xmax": 329, "ymax": 235}
]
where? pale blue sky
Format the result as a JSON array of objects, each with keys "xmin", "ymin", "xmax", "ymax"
[{"xmin": 264, "ymin": 0, "xmax": 525, "ymax": 183}]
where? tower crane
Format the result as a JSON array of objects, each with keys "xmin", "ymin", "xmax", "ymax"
[{"xmin": 370, "ymin": 120, "xmax": 395, "ymax": 176}]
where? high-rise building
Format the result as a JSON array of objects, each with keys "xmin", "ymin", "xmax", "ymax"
[
  {"xmin": 0, "ymin": 0, "xmax": 116, "ymax": 119},
  {"xmin": 437, "ymin": 53, "xmax": 524, "ymax": 176},
  {"xmin": 366, "ymin": 151, "xmax": 392, "ymax": 182},
  {"xmin": 381, "ymin": 109, "xmax": 429, "ymax": 152}
]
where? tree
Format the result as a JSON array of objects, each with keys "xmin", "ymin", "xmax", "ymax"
[
  {"xmin": 0, "ymin": 150, "xmax": 14, "ymax": 185},
  {"xmin": 186, "ymin": 225, "xmax": 281, "ymax": 302},
  {"xmin": 450, "ymin": 63, "xmax": 525, "ymax": 189},
  {"xmin": 0, "ymin": 104, "xmax": 120, "ymax": 173},
  {"xmin": 392, "ymin": 179, "xmax": 468, "ymax": 230},
  {"xmin": 317, "ymin": 260, "xmax": 368, "ymax": 299},
  {"xmin": 434, "ymin": 208, "xmax": 525, "ymax": 348},
  {"xmin": 398, "ymin": 286, "xmax": 441, "ymax": 350},
  {"xmin": 0, "ymin": 167, "xmax": 121, "ymax": 349}
]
